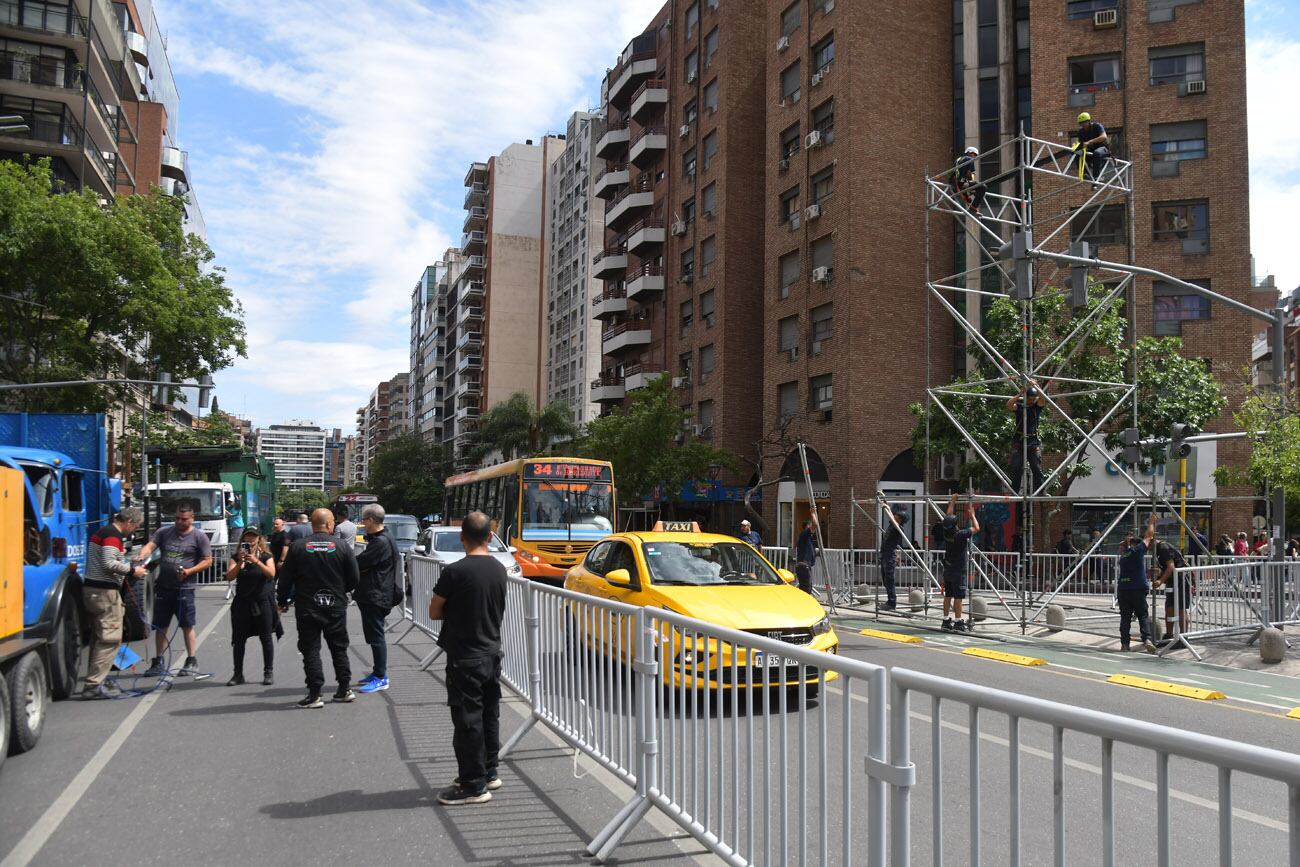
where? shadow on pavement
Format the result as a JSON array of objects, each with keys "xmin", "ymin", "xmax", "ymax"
[{"xmin": 168, "ymin": 700, "xmax": 298, "ymax": 716}]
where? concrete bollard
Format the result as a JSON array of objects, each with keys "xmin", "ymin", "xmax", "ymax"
[
  {"xmin": 1260, "ymin": 627, "xmax": 1287, "ymax": 664},
  {"xmin": 970, "ymin": 597, "xmax": 988, "ymax": 623},
  {"xmin": 1045, "ymin": 605, "xmax": 1065, "ymax": 633},
  {"xmin": 1152, "ymin": 619, "xmax": 1165, "ymax": 642},
  {"xmin": 908, "ymin": 589, "xmax": 925, "ymax": 611}
]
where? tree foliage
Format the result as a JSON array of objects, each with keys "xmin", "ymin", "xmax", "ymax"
[
  {"xmin": 276, "ymin": 486, "xmax": 331, "ymax": 517},
  {"xmin": 576, "ymin": 374, "xmax": 736, "ymax": 505},
  {"xmin": 1213, "ymin": 388, "xmax": 1300, "ymax": 533},
  {"xmin": 123, "ymin": 409, "xmax": 243, "ymax": 456},
  {"xmin": 911, "ymin": 284, "xmax": 1225, "ymax": 491},
  {"xmin": 0, "ymin": 158, "xmax": 246, "ymax": 412},
  {"xmin": 463, "ymin": 392, "xmax": 577, "ymax": 464},
  {"xmin": 368, "ymin": 433, "xmax": 445, "ymax": 519}
]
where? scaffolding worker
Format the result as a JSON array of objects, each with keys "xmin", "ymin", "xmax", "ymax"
[
  {"xmin": 1153, "ymin": 539, "xmax": 1192, "ymax": 641},
  {"xmin": 1006, "ymin": 380, "xmax": 1047, "ymax": 494},
  {"xmin": 879, "ymin": 505, "xmax": 907, "ymax": 611},
  {"xmin": 941, "ymin": 494, "xmax": 979, "ymax": 633},
  {"xmin": 952, "ymin": 145, "xmax": 986, "ymax": 211},
  {"xmin": 1072, "ymin": 111, "xmax": 1112, "ymax": 183}
]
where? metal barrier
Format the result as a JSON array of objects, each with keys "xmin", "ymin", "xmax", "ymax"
[
  {"xmin": 190, "ymin": 543, "xmax": 235, "ymax": 585},
  {"xmin": 1163, "ymin": 561, "xmax": 1300, "ymax": 654}
]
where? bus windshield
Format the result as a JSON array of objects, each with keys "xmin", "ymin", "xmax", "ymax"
[
  {"xmin": 158, "ymin": 489, "xmax": 225, "ymax": 521},
  {"xmin": 521, "ymin": 481, "xmax": 615, "ymax": 541}
]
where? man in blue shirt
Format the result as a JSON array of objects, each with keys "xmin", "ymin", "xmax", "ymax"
[
  {"xmin": 795, "ymin": 519, "xmax": 817, "ymax": 596},
  {"xmin": 1117, "ymin": 515, "xmax": 1158, "ymax": 653},
  {"xmin": 738, "ymin": 520, "xmax": 762, "ymax": 548},
  {"xmin": 1073, "ymin": 111, "xmax": 1112, "ymax": 183}
]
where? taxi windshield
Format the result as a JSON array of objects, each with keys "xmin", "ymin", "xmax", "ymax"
[{"xmin": 641, "ymin": 540, "xmax": 783, "ymax": 587}]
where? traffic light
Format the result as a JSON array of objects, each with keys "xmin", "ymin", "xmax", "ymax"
[
  {"xmin": 1120, "ymin": 427, "xmax": 1140, "ymax": 465},
  {"xmin": 153, "ymin": 371, "xmax": 172, "ymax": 405},
  {"xmin": 197, "ymin": 373, "xmax": 214, "ymax": 410},
  {"xmin": 1169, "ymin": 423, "xmax": 1198, "ymax": 461},
  {"xmin": 1068, "ymin": 240, "xmax": 1090, "ymax": 308}
]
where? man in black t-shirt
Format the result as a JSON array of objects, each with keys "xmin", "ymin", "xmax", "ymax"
[
  {"xmin": 879, "ymin": 506, "xmax": 908, "ymax": 611},
  {"xmin": 1006, "ymin": 380, "xmax": 1047, "ymax": 494},
  {"xmin": 429, "ymin": 511, "xmax": 508, "ymax": 806},
  {"xmin": 268, "ymin": 517, "xmax": 289, "ymax": 566},
  {"xmin": 941, "ymin": 494, "xmax": 980, "ymax": 632},
  {"xmin": 1153, "ymin": 540, "xmax": 1192, "ymax": 639}
]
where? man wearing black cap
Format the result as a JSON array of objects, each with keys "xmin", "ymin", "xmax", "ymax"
[
  {"xmin": 879, "ymin": 505, "xmax": 908, "ymax": 611},
  {"xmin": 941, "ymin": 494, "xmax": 980, "ymax": 632}
]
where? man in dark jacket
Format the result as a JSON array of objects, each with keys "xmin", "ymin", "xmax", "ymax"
[
  {"xmin": 795, "ymin": 519, "xmax": 818, "ymax": 596},
  {"xmin": 355, "ymin": 503, "xmax": 402, "ymax": 694},
  {"xmin": 879, "ymin": 506, "xmax": 907, "ymax": 611},
  {"xmin": 277, "ymin": 508, "xmax": 360, "ymax": 708}
]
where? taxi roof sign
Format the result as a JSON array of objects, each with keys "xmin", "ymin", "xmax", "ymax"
[{"xmin": 653, "ymin": 520, "xmax": 700, "ymax": 532}]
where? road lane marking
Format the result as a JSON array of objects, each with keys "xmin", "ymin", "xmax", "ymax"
[
  {"xmin": 963, "ymin": 647, "xmax": 1046, "ymax": 667},
  {"xmin": 1107, "ymin": 673, "xmax": 1225, "ymax": 701},
  {"xmin": 858, "ymin": 628, "xmax": 923, "ymax": 644},
  {"xmin": 0, "ymin": 598, "xmax": 231, "ymax": 867}
]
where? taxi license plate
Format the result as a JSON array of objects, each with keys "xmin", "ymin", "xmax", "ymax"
[{"xmin": 752, "ymin": 651, "xmax": 790, "ymax": 668}]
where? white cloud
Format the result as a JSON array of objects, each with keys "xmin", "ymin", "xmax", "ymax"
[
  {"xmin": 1248, "ymin": 31, "xmax": 1300, "ymax": 293},
  {"xmin": 156, "ymin": 0, "xmax": 664, "ymax": 429}
]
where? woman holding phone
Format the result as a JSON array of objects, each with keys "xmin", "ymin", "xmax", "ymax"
[{"xmin": 225, "ymin": 527, "xmax": 277, "ymax": 685}]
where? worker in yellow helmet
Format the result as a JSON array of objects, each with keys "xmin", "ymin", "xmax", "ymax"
[{"xmin": 1072, "ymin": 111, "xmax": 1112, "ymax": 184}]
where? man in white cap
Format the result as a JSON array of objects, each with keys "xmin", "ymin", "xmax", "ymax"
[
  {"xmin": 738, "ymin": 519, "xmax": 762, "ymax": 548},
  {"xmin": 953, "ymin": 145, "xmax": 986, "ymax": 210}
]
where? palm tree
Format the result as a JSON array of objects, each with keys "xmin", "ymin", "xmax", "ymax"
[{"xmin": 466, "ymin": 392, "xmax": 577, "ymax": 463}]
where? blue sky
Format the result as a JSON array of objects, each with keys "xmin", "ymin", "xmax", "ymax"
[{"xmin": 154, "ymin": 0, "xmax": 1300, "ymax": 433}]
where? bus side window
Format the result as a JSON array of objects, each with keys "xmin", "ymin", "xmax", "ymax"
[{"xmin": 501, "ymin": 476, "xmax": 519, "ymax": 541}]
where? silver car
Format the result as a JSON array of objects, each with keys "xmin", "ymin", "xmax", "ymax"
[{"xmin": 414, "ymin": 527, "xmax": 523, "ymax": 578}]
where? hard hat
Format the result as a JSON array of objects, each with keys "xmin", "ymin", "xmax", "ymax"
[
  {"xmin": 964, "ymin": 145, "xmax": 978, "ymax": 155},
  {"xmin": 1077, "ymin": 111, "xmax": 1091, "ymax": 123}
]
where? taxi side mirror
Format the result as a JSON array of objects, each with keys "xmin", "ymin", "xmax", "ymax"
[
  {"xmin": 777, "ymin": 568, "xmax": 796, "ymax": 585},
  {"xmin": 605, "ymin": 568, "xmax": 639, "ymax": 590},
  {"xmin": 413, "ymin": 545, "xmax": 427, "ymax": 555}
]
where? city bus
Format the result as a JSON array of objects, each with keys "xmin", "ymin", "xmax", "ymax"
[
  {"xmin": 444, "ymin": 458, "xmax": 616, "ymax": 583},
  {"xmin": 332, "ymin": 492, "xmax": 379, "ymax": 523}
]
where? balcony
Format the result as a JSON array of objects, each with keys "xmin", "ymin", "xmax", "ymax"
[
  {"xmin": 463, "ymin": 182, "xmax": 488, "ymax": 209},
  {"xmin": 595, "ymin": 122, "xmax": 630, "ymax": 160},
  {"xmin": 592, "ymin": 289, "xmax": 629, "ymax": 320},
  {"xmin": 463, "ymin": 206, "xmax": 488, "ymax": 232},
  {"xmin": 626, "ymin": 265, "xmax": 665, "ymax": 301},
  {"xmin": 624, "ymin": 365, "xmax": 664, "ymax": 391},
  {"xmin": 602, "ymin": 321, "xmax": 652, "ymax": 356},
  {"xmin": 0, "ymin": 51, "xmax": 81, "ymax": 90},
  {"xmin": 592, "ymin": 248, "xmax": 629, "ymax": 280},
  {"xmin": 160, "ymin": 146, "xmax": 187, "ymax": 182},
  {"xmin": 605, "ymin": 187, "xmax": 654, "ymax": 230},
  {"xmin": 457, "ymin": 331, "xmax": 483, "ymax": 353},
  {"xmin": 461, "ymin": 282, "xmax": 485, "ymax": 304},
  {"xmin": 593, "ymin": 164, "xmax": 630, "ymax": 200},
  {"xmin": 626, "ymin": 219, "xmax": 666, "ymax": 256},
  {"xmin": 464, "ymin": 255, "xmax": 486, "ymax": 277},
  {"xmin": 0, "ymin": 2, "xmax": 88, "ymax": 42},
  {"xmin": 590, "ymin": 375, "xmax": 626, "ymax": 403},
  {"xmin": 607, "ymin": 36, "xmax": 658, "ymax": 106},
  {"xmin": 460, "ymin": 230, "xmax": 486, "ymax": 255},
  {"xmin": 463, "ymin": 161, "xmax": 488, "ymax": 187},
  {"xmin": 455, "ymin": 403, "xmax": 481, "ymax": 421},
  {"xmin": 456, "ymin": 305, "xmax": 483, "ymax": 328},
  {"xmin": 125, "ymin": 30, "xmax": 149, "ymax": 66},
  {"xmin": 455, "ymin": 354, "xmax": 483, "ymax": 374},
  {"xmin": 629, "ymin": 79, "xmax": 668, "ymax": 122},
  {"xmin": 629, "ymin": 126, "xmax": 668, "ymax": 167}
]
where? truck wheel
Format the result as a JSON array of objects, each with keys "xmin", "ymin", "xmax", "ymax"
[
  {"xmin": 7, "ymin": 651, "xmax": 47, "ymax": 754},
  {"xmin": 48, "ymin": 599, "xmax": 86, "ymax": 701},
  {"xmin": 0, "ymin": 672, "xmax": 10, "ymax": 767}
]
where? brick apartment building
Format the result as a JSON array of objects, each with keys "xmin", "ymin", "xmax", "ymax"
[{"xmin": 591, "ymin": 0, "xmax": 1253, "ymax": 546}]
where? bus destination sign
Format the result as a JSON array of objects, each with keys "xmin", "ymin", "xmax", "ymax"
[{"xmin": 526, "ymin": 462, "xmax": 611, "ymax": 482}]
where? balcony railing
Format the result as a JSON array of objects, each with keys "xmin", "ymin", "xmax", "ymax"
[
  {"xmin": 0, "ymin": 2, "xmax": 89, "ymax": 39},
  {"xmin": 0, "ymin": 52, "xmax": 80, "ymax": 89},
  {"xmin": 0, "ymin": 98, "xmax": 82, "ymax": 148}
]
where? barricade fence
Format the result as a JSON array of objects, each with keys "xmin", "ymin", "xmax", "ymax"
[
  {"xmin": 190, "ymin": 542, "xmax": 236, "ymax": 586},
  {"xmin": 398, "ymin": 555, "xmax": 1300, "ymax": 865}
]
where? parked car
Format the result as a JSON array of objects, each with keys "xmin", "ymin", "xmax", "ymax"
[
  {"xmin": 385, "ymin": 514, "xmax": 422, "ymax": 557},
  {"xmin": 415, "ymin": 526, "xmax": 523, "ymax": 578}
]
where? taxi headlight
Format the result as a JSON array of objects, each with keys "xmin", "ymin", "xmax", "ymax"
[{"xmin": 811, "ymin": 616, "xmax": 832, "ymax": 636}]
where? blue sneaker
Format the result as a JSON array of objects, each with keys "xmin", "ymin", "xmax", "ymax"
[
  {"xmin": 357, "ymin": 674, "xmax": 378, "ymax": 688},
  {"xmin": 358, "ymin": 676, "xmax": 389, "ymax": 694}
]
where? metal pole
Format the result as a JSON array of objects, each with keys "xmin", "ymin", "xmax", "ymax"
[
  {"xmin": 1272, "ymin": 308, "xmax": 1288, "ymax": 564},
  {"xmin": 1179, "ymin": 456, "xmax": 1188, "ymax": 552}
]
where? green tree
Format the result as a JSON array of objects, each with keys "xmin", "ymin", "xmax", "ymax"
[
  {"xmin": 1214, "ymin": 388, "xmax": 1300, "ymax": 535},
  {"xmin": 275, "ymin": 486, "xmax": 331, "ymax": 517},
  {"xmin": 123, "ymin": 409, "xmax": 242, "ymax": 456},
  {"xmin": 368, "ymin": 433, "xmax": 445, "ymax": 518},
  {"xmin": 0, "ymin": 158, "xmax": 246, "ymax": 412},
  {"xmin": 911, "ymin": 285, "xmax": 1225, "ymax": 493},
  {"xmin": 577, "ymin": 374, "xmax": 736, "ymax": 505},
  {"xmin": 463, "ymin": 392, "xmax": 577, "ymax": 464}
]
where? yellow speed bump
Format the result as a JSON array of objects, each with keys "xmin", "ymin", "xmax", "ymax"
[
  {"xmin": 1287, "ymin": 707, "xmax": 1300, "ymax": 720},
  {"xmin": 962, "ymin": 647, "xmax": 1046, "ymax": 667},
  {"xmin": 858, "ymin": 628, "xmax": 923, "ymax": 644},
  {"xmin": 1107, "ymin": 673, "xmax": 1225, "ymax": 701}
]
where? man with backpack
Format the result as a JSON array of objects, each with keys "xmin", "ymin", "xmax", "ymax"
[{"xmin": 355, "ymin": 503, "xmax": 403, "ymax": 694}]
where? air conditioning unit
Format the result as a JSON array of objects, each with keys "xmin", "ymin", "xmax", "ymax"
[
  {"xmin": 805, "ymin": 130, "xmax": 824, "ymax": 149},
  {"xmin": 673, "ymin": 431, "xmax": 687, "ymax": 445},
  {"xmin": 810, "ymin": 340, "xmax": 823, "ymax": 355},
  {"xmin": 691, "ymin": 424, "xmax": 703, "ymax": 437},
  {"xmin": 787, "ymin": 345, "xmax": 799, "ymax": 360},
  {"xmin": 687, "ymin": 68, "xmax": 698, "ymax": 83},
  {"xmin": 938, "ymin": 452, "xmax": 962, "ymax": 481},
  {"xmin": 671, "ymin": 376, "xmax": 687, "ymax": 388},
  {"xmin": 811, "ymin": 71, "xmax": 824, "ymax": 87},
  {"xmin": 778, "ymin": 158, "xmax": 790, "ymax": 173},
  {"xmin": 789, "ymin": 213, "xmax": 802, "ymax": 231},
  {"xmin": 812, "ymin": 266, "xmax": 831, "ymax": 282},
  {"xmin": 776, "ymin": 35, "xmax": 790, "ymax": 52},
  {"xmin": 1185, "ymin": 79, "xmax": 1206, "ymax": 95},
  {"xmin": 670, "ymin": 219, "xmax": 687, "ymax": 236},
  {"xmin": 805, "ymin": 203, "xmax": 821, "ymax": 221},
  {"xmin": 679, "ymin": 124, "xmax": 692, "ymax": 138},
  {"xmin": 1093, "ymin": 8, "xmax": 1118, "ymax": 28},
  {"xmin": 682, "ymin": 272, "xmax": 694, "ymax": 284}
]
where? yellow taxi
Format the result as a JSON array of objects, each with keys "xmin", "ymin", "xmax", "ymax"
[{"xmin": 564, "ymin": 521, "xmax": 838, "ymax": 690}]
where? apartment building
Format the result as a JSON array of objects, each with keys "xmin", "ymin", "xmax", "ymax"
[
  {"xmin": 255, "ymin": 421, "xmax": 326, "ymax": 490},
  {"xmin": 324, "ymin": 428, "xmax": 347, "ymax": 495},
  {"xmin": 545, "ymin": 110, "xmax": 606, "ymax": 427},
  {"xmin": 355, "ymin": 373, "xmax": 408, "ymax": 483},
  {"xmin": 409, "ymin": 261, "xmax": 448, "ymax": 444},
  {"xmin": 443, "ymin": 140, "xmax": 558, "ymax": 464}
]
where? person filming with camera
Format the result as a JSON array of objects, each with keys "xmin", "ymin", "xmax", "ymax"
[{"xmin": 225, "ymin": 527, "xmax": 278, "ymax": 686}]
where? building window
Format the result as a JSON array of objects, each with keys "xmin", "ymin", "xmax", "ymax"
[
  {"xmin": 703, "ymin": 27, "xmax": 719, "ymax": 67},
  {"xmin": 778, "ymin": 381, "xmax": 799, "ymax": 420},
  {"xmin": 681, "ymin": 247, "xmax": 695, "ymax": 280},
  {"xmin": 685, "ymin": 50, "xmax": 698, "ymax": 82},
  {"xmin": 683, "ymin": 196, "xmax": 696, "ymax": 225},
  {"xmin": 780, "ymin": 122, "xmax": 801, "ymax": 161},
  {"xmin": 700, "ymin": 288, "xmax": 715, "ymax": 327},
  {"xmin": 781, "ymin": 60, "xmax": 801, "ymax": 103},
  {"xmin": 811, "ymin": 234, "xmax": 833, "ymax": 275},
  {"xmin": 685, "ymin": 1, "xmax": 699, "ymax": 39},
  {"xmin": 1068, "ymin": 54, "xmax": 1121, "ymax": 94},
  {"xmin": 778, "ymin": 250, "xmax": 800, "ymax": 299},
  {"xmin": 679, "ymin": 351, "xmax": 694, "ymax": 380},
  {"xmin": 1067, "ymin": 0, "xmax": 1118, "ymax": 20},
  {"xmin": 812, "ymin": 33, "xmax": 834, "ymax": 74},
  {"xmin": 1149, "ymin": 43, "xmax": 1204, "ymax": 86},
  {"xmin": 778, "ymin": 315, "xmax": 800, "ymax": 352},
  {"xmin": 811, "ymin": 166, "xmax": 833, "ymax": 204},
  {"xmin": 1151, "ymin": 120, "xmax": 1207, "ymax": 162},
  {"xmin": 680, "ymin": 299, "xmax": 694, "ymax": 337},
  {"xmin": 810, "ymin": 303, "xmax": 832, "ymax": 352},
  {"xmin": 1152, "ymin": 200, "xmax": 1209, "ymax": 243},
  {"xmin": 683, "ymin": 147, "xmax": 697, "ymax": 178},
  {"xmin": 701, "ymin": 130, "xmax": 718, "ymax": 171},
  {"xmin": 701, "ymin": 182, "xmax": 716, "ymax": 216},
  {"xmin": 703, "ymin": 77, "xmax": 718, "ymax": 113},
  {"xmin": 1069, "ymin": 204, "xmax": 1126, "ymax": 247},
  {"xmin": 1154, "ymin": 280, "xmax": 1210, "ymax": 336},
  {"xmin": 811, "ymin": 98, "xmax": 835, "ymax": 142},
  {"xmin": 699, "ymin": 344, "xmax": 715, "ymax": 381},
  {"xmin": 781, "ymin": 2, "xmax": 800, "ymax": 35},
  {"xmin": 780, "ymin": 185, "xmax": 800, "ymax": 224},
  {"xmin": 684, "ymin": 98, "xmax": 698, "ymax": 126},
  {"xmin": 698, "ymin": 400, "xmax": 715, "ymax": 435},
  {"xmin": 812, "ymin": 0, "xmax": 834, "ymax": 14},
  {"xmin": 809, "ymin": 374, "xmax": 832, "ymax": 410},
  {"xmin": 700, "ymin": 235, "xmax": 716, "ymax": 277}
]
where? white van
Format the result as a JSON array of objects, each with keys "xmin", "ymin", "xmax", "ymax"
[{"xmin": 151, "ymin": 481, "xmax": 235, "ymax": 546}]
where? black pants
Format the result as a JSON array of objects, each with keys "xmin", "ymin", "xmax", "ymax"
[
  {"xmin": 446, "ymin": 655, "xmax": 502, "ymax": 792},
  {"xmin": 1009, "ymin": 438, "xmax": 1044, "ymax": 493},
  {"xmin": 1117, "ymin": 586, "xmax": 1152, "ymax": 646},
  {"xmin": 358, "ymin": 603, "xmax": 390, "ymax": 679},
  {"xmin": 1085, "ymin": 146, "xmax": 1112, "ymax": 182},
  {"xmin": 881, "ymin": 557, "xmax": 898, "ymax": 604},
  {"xmin": 795, "ymin": 562, "xmax": 814, "ymax": 595},
  {"xmin": 231, "ymin": 594, "xmax": 275, "ymax": 675},
  {"xmin": 296, "ymin": 608, "xmax": 350, "ymax": 693}
]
